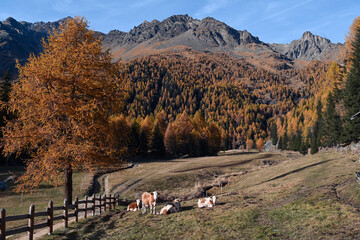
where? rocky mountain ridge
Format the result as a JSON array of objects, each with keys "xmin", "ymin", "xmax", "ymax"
[
  {"xmin": 0, "ymin": 17, "xmax": 71, "ymax": 77},
  {"xmin": 0, "ymin": 15, "xmax": 342, "ymax": 77},
  {"xmin": 270, "ymin": 31, "xmax": 342, "ymax": 61}
]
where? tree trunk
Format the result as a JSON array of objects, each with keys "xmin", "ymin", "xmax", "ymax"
[{"xmin": 64, "ymin": 165, "xmax": 73, "ymax": 203}]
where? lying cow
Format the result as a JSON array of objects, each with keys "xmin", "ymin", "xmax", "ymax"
[
  {"xmin": 141, "ymin": 191, "xmax": 159, "ymax": 214},
  {"xmin": 127, "ymin": 199, "xmax": 141, "ymax": 211},
  {"xmin": 198, "ymin": 195, "xmax": 217, "ymax": 208},
  {"xmin": 159, "ymin": 198, "xmax": 182, "ymax": 215}
]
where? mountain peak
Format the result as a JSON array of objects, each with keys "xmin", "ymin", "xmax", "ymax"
[
  {"xmin": 270, "ymin": 31, "xmax": 339, "ymax": 61},
  {"xmin": 302, "ymin": 31, "xmax": 314, "ymax": 38},
  {"xmin": 2, "ymin": 17, "xmax": 23, "ymax": 29},
  {"xmin": 166, "ymin": 14, "xmax": 192, "ymax": 22}
]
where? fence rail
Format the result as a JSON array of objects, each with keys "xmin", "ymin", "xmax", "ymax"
[{"xmin": 0, "ymin": 193, "xmax": 119, "ymax": 240}]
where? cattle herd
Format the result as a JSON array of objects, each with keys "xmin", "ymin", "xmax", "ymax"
[{"xmin": 126, "ymin": 191, "xmax": 218, "ymax": 215}]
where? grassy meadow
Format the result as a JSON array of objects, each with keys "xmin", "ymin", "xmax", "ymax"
[
  {"xmin": 0, "ymin": 167, "xmax": 92, "ymax": 231},
  {"xmin": 33, "ymin": 150, "xmax": 360, "ymax": 240}
]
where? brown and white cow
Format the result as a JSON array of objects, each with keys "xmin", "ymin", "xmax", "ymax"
[
  {"xmin": 198, "ymin": 195, "xmax": 217, "ymax": 208},
  {"xmin": 127, "ymin": 199, "xmax": 141, "ymax": 211},
  {"xmin": 141, "ymin": 191, "xmax": 159, "ymax": 214},
  {"xmin": 159, "ymin": 198, "xmax": 182, "ymax": 215}
]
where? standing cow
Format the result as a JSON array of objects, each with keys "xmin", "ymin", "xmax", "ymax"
[{"xmin": 141, "ymin": 191, "xmax": 159, "ymax": 214}]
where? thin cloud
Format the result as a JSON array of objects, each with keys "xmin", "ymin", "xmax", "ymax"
[
  {"xmin": 195, "ymin": 0, "xmax": 228, "ymax": 18},
  {"xmin": 245, "ymin": 0, "xmax": 314, "ymax": 27}
]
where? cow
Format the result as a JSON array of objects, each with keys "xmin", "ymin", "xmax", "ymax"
[
  {"xmin": 127, "ymin": 199, "xmax": 141, "ymax": 211},
  {"xmin": 198, "ymin": 195, "xmax": 217, "ymax": 208},
  {"xmin": 141, "ymin": 191, "xmax": 159, "ymax": 214},
  {"xmin": 159, "ymin": 198, "xmax": 182, "ymax": 215}
]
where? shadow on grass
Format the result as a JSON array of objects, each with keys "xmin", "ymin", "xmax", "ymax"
[
  {"xmin": 181, "ymin": 205, "xmax": 195, "ymax": 212},
  {"xmin": 216, "ymin": 202, "xmax": 227, "ymax": 206},
  {"xmin": 218, "ymin": 151, "xmax": 259, "ymax": 157},
  {"xmin": 264, "ymin": 158, "xmax": 335, "ymax": 183}
]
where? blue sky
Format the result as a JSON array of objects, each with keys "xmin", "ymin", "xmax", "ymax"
[{"xmin": 0, "ymin": 0, "xmax": 359, "ymax": 44}]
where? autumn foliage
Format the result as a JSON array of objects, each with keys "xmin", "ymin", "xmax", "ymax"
[{"xmin": 2, "ymin": 17, "xmax": 124, "ymax": 200}]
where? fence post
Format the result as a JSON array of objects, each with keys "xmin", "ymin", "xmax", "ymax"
[
  {"xmin": 92, "ymin": 195, "xmax": 95, "ymax": 216},
  {"xmin": 48, "ymin": 200, "xmax": 53, "ymax": 235},
  {"xmin": 0, "ymin": 208, "xmax": 5, "ymax": 240},
  {"xmin": 104, "ymin": 194, "xmax": 107, "ymax": 212},
  {"xmin": 109, "ymin": 194, "xmax": 112, "ymax": 210},
  {"xmin": 64, "ymin": 199, "xmax": 68, "ymax": 228},
  {"xmin": 99, "ymin": 195, "xmax": 102, "ymax": 215},
  {"xmin": 28, "ymin": 204, "xmax": 35, "ymax": 240},
  {"xmin": 84, "ymin": 196, "xmax": 88, "ymax": 219},
  {"xmin": 75, "ymin": 196, "xmax": 79, "ymax": 222},
  {"xmin": 114, "ymin": 192, "xmax": 119, "ymax": 206}
]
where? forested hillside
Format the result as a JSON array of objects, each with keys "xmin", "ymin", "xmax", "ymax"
[{"xmin": 116, "ymin": 49, "xmax": 337, "ymax": 153}]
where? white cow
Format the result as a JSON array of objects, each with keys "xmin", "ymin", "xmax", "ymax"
[{"xmin": 198, "ymin": 195, "xmax": 217, "ymax": 208}]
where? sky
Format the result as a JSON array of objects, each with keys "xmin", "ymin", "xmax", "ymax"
[{"xmin": 0, "ymin": 0, "xmax": 359, "ymax": 44}]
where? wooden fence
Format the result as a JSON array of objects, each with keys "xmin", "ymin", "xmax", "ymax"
[{"xmin": 0, "ymin": 193, "xmax": 119, "ymax": 240}]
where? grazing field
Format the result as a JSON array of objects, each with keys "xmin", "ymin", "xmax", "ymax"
[{"xmin": 39, "ymin": 150, "xmax": 360, "ymax": 240}]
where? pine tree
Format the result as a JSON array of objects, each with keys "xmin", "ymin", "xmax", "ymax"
[
  {"xmin": 270, "ymin": 124, "xmax": 278, "ymax": 146},
  {"xmin": 150, "ymin": 123, "xmax": 165, "ymax": 157},
  {"xmin": 323, "ymin": 92, "xmax": 341, "ymax": 146},
  {"xmin": 343, "ymin": 25, "xmax": 360, "ymax": 143},
  {"xmin": 310, "ymin": 132, "xmax": 319, "ymax": 154},
  {"xmin": 278, "ymin": 136, "xmax": 284, "ymax": 150},
  {"xmin": 299, "ymin": 137, "xmax": 308, "ymax": 155},
  {"xmin": 139, "ymin": 129, "xmax": 148, "ymax": 157},
  {"xmin": 283, "ymin": 131, "xmax": 288, "ymax": 150},
  {"xmin": 311, "ymin": 100, "xmax": 323, "ymax": 154},
  {"xmin": 128, "ymin": 121, "xmax": 141, "ymax": 156}
]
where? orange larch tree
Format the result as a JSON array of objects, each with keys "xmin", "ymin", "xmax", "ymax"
[{"xmin": 2, "ymin": 17, "xmax": 125, "ymax": 202}]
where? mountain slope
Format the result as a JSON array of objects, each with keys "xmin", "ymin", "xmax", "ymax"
[{"xmin": 0, "ymin": 17, "xmax": 70, "ymax": 77}]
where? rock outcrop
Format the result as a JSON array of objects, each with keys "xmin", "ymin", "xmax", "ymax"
[{"xmin": 270, "ymin": 31, "xmax": 342, "ymax": 61}]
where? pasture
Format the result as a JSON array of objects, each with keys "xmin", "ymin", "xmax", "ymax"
[{"xmin": 40, "ymin": 150, "xmax": 360, "ymax": 240}]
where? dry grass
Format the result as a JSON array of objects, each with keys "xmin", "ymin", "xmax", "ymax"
[
  {"xmin": 18, "ymin": 150, "xmax": 360, "ymax": 239},
  {"xmin": 107, "ymin": 151, "xmax": 288, "ymax": 199},
  {"xmin": 0, "ymin": 168, "xmax": 91, "ymax": 231}
]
